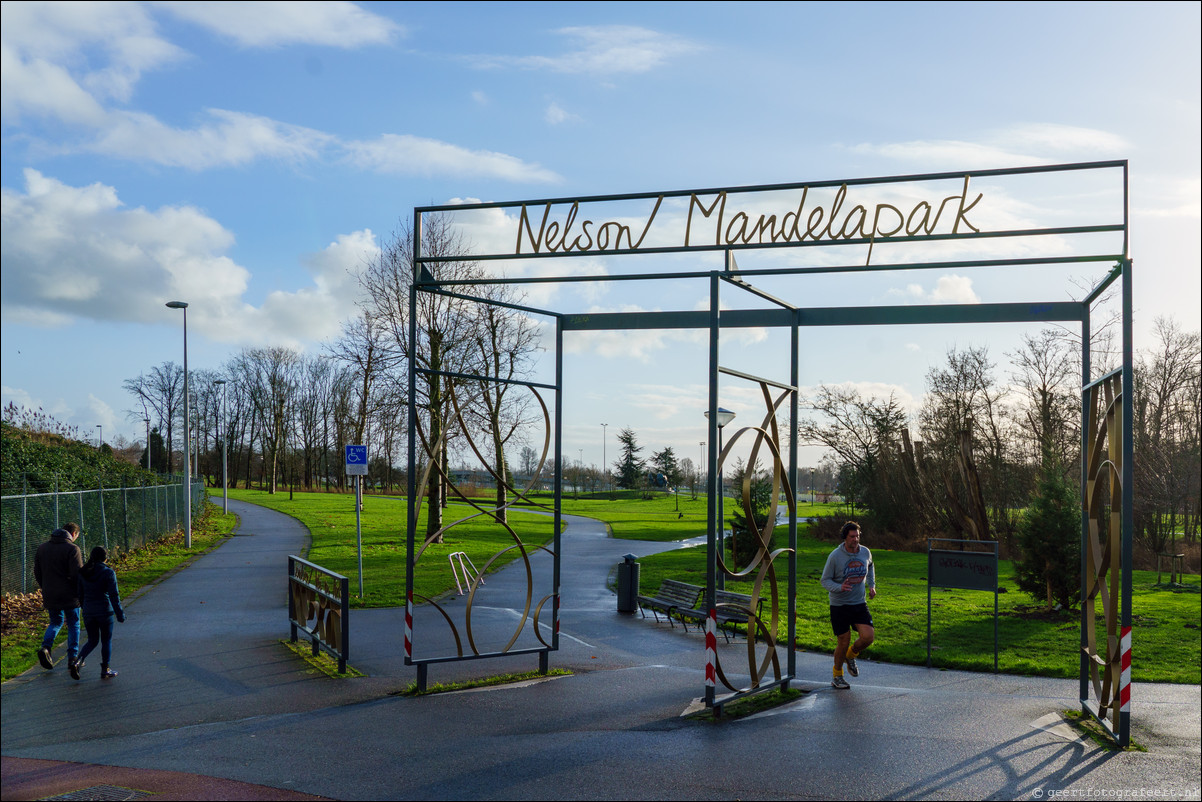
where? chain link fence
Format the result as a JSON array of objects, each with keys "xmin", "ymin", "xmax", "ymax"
[{"xmin": 1, "ymin": 479, "xmax": 205, "ymax": 595}]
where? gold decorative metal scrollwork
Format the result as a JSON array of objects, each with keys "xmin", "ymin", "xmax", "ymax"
[
  {"xmin": 1083, "ymin": 373, "xmax": 1124, "ymax": 733},
  {"xmin": 290, "ymin": 563, "xmax": 344, "ymax": 649},
  {"xmin": 711, "ymin": 381, "xmax": 795, "ymax": 693},
  {"xmin": 409, "ymin": 378, "xmax": 555, "ymax": 658}
]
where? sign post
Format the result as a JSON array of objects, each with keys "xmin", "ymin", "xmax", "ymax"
[
  {"xmin": 927, "ymin": 539, "xmax": 999, "ymax": 672},
  {"xmin": 345, "ymin": 445, "xmax": 368, "ymax": 597}
]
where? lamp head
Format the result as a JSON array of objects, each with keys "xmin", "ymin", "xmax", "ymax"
[
  {"xmin": 165, "ymin": 300, "xmax": 188, "ymax": 309},
  {"xmin": 705, "ymin": 407, "xmax": 737, "ymax": 428}
]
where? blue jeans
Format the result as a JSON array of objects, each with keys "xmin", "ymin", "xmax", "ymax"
[
  {"xmin": 77, "ymin": 615, "xmax": 115, "ymax": 666},
  {"xmin": 42, "ymin": 607, "xmax": 80, "ymax": 659}
]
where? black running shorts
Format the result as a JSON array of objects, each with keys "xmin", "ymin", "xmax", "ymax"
[{"xmin": 829, "ymin": 602, "xmax": 873, "ymax": 636}]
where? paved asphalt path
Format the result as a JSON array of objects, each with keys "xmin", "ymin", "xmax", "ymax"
[{"xmin": 3, "ymin": 498, "xmax": 1199, "ymax": 800}]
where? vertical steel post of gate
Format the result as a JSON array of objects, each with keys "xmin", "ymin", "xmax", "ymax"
[
  {"xmin": 549, "ymin": 315, "xmax": 565, "ymax": 668},
  {"xmin": 1079, "ymin": 299, "xmax": 1091, "ymax": 710},
  {"xmin": 1119, "ymin": 255, "xmax": 1134, "ymax": 746},
  {"xmin": 787, "ymin": 308, "xmax": 799, "ymax": 686},
  {"xmin": 1117, "ymin": 162, "xmax": 1134, "ymax": 745},
  {"xmin": 405, "ymin": 209, "xmax": 422, "ymax": 690},
  {"xmin": 704, "ymin": 270, "xmax": 722, "ymax": 709}
]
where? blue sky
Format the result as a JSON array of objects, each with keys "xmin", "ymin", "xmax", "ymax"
[{"xmin": 2, "ymin": 1, "xmax": 1199, "ymax": 472}]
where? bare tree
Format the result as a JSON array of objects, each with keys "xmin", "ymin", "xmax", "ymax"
[
  {"xmin": 1133, "ymin": 317, "xmax": 1201, "ymax": 555},
  {"xmin": 358, "ymin": 215, "xmax": 485, "ymax": 541},
  {"xmin": 462, "ymin": 284, "xmax": 542, "ymax": 523},
  {"xmin": 233, "ymin": 346, "xmax": 301, "ymax": 493},
  {"xmin": 919, "ymin": 347, "xmax": 1022, "ymax": 540},
  {"xmin": 293, "ymin": 355, "xmax": 335, "ymax": 489},
  {"xmin": 1008, "ymin": 329, "xmax": 1080, "ymax": 472},
  {"xmin": 123, "ymin": 362, "xmax": 184, "ymax": 473},
  {"xmin": 327, "ymin": 309, "xmax": 397, "ymax": 446}
]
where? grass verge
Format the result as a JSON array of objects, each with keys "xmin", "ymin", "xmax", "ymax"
[
  {"xmin": 280, "ymin": 638, "xmax": 365, "ymax": 678},
  {"xmin": 1061, "ymin": 709, "xmax": 1147, "ymax": 751},
  {"xmin": 689, "ymin": 688, "xmax": 807, "ymax": 721},
  {"xmin": 1, "ymin": 502, "xmax": 237, "ymax": 682},
  {"xmin": 396, "ymin": 668, "xmax": 572, "ymax": 696}
]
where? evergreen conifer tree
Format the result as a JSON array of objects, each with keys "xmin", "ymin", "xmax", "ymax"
[{"xmin": 1014, "ymin": 452, "xmax": 1082, "ymax": 610}]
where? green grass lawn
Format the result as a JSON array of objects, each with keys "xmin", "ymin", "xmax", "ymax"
[
  {"xmin": 634, "ymin": 534, "xmax": 1201, "ymax": 684},
  {"xmin": 517, "ymin": 490, "xmax": 848, "ymax": 541},
  {"xmin": 220, "ymin": 487, "xmax": 1199, "ymax": 684},
  {"xmin": 226, "ymin": 488, "xmax": 560, "ymax": 607},
  {"xmin": 1, "ymin": 502, "xmax": 237, "ymax": 682}
]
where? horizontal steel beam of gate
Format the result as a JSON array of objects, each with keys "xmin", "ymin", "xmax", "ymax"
[{"xmin": 561, "ymin": 301, "xmax": 1084, "ymax": 331}]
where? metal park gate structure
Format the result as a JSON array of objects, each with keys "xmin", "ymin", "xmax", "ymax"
[{"xmin": 404, "ymin": 161, "xmax": 1134, "ymax": 741}]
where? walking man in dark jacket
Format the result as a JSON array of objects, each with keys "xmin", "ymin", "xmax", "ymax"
[{"xmin": 33, "ymin": 523, "xmax": 84, "ymax": 670}]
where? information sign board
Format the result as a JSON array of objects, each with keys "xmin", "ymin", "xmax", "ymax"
[{"xmin": 345, "ymin": 444, "xmax": 368, "ymax": 476}]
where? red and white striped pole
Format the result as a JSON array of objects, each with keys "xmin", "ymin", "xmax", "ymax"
[
  {"xmin": 404, "ymin": 590, "xmax": 414, "ymax": 660},
  {"xmin": 705, "ymin": 609, "xmax": 717, "ymax": 688},
  {"xmin": 1119, "ymin": 625, "xmax": 1131, "ymax": 713}
]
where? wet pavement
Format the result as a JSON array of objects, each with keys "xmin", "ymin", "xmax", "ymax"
[{"xmin": 3, "ymin": 498, "xmax": 1198, "ymax": 800}]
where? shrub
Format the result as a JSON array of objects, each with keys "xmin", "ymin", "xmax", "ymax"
[{"xmin": 1013, "ymin": 454, "xmax": 1081, "ymax": 610}]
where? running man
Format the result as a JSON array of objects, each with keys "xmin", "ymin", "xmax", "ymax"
[{"xmin": 820, "ymin": 521, "xmax": 876, "ymax": 689}]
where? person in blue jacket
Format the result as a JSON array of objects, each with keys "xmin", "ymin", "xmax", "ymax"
[{"xmin": 71, "ymin": 546, "xmax": 125, "ymax": 680}]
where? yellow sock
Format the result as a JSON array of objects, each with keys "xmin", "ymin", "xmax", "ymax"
[
  {"xmin": 847, "ymin": 647, "xmax": 860, "ymax": 660},
  {"xmin": 833, "ymin": 667, "xmax": 843, "ymax": 677}
]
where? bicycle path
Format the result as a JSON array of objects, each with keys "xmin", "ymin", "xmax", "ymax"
[{"xmin": 3, "ymin": 498, "xmax": 1199, "ymax": 800}]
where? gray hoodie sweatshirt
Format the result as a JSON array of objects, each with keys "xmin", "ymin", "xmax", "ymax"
[{"xmin": 820, "ymin": 544, "xmax": 875, "ymax": 606}]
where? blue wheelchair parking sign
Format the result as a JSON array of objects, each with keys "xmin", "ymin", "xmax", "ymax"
[{"xmin": 345, "ymin": 445, "xmax": 368, "ymax": 475}]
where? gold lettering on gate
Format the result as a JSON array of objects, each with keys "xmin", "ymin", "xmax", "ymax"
[{"xmin": 512, "ymin": 177, "xmax": 983, "ymax": 266}]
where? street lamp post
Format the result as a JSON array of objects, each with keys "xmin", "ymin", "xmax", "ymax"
[
  {"xmin": 601, "ymin": 423, "xmax": 608, "ymax": 495},
  {"xmin": 705, "ymin": 407, "xmax": 736, "ymax": 590},
  {"xmin": 144, "ymin": 417, "xmax": 152, "ymax": 472},
  {"xmin": 95, "ymin": 424, "xmax": 102, "ymax": 449},
  {"xmin": 191, "ymin": 393, "xmax": 199, "ymax": 476},
  {"xmin": 214, "ymin": 379, "xmax": 229, "ymax": 514},
  {"xmin": 166, "ymin": 300, "xmax": 191, "ymax": 548},
  {"xmin": 698, "ymin": 441, "xmax": 705, "ymax": 499}
]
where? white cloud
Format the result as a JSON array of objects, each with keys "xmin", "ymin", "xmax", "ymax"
[
  {"xmin": 471, "ymin": 25, "xmax": 702, "ymax": 75},
  {"xmin": 887, "ymin": 274, "xmax": 980, "ymax": 305},
  {"xmin": 849, "ymin": 123, "xmax": 1130, "ymax": 170},
  {"xmin": 86, "ymin": 394, "xmax": 118, "ymax": 436},
  {"xmin": 89, "ymin": 108, "xmax": 333, "ymax": 169},
  {"xmin": 1, "ymin": 4, "xmax": 547, "ymax": 181},
  {"xmin": 0, "ymin": 170, "xmax": 374, "ymax": 347},
  {"xmin": 344, "ymin": 135, "xmax": 561, "ymax": 183},
  {"xmin": 1136, "ymin": 176, "xmax": 1202, "ymax": 219},
  {"xmin": 931, "ymin": 275, "xmax": 980, "ymax": 304},
  {"xmin": 1, "ymin": 169, "xmax": 243, "ymax": 327},
  {"xmin": 155, "ymin": 1, "xmax": 402, "ymax": 48},
  {"xmin": 228, "ymin": 229, "xmax": 378, "ymax": 345},
  {"xmin": 0, "ymin": 2, "xmax": 182, "ymax": 122},
  {"xmin": 545, "ymin": 102, "xmax": 580, "ymax": 125}
]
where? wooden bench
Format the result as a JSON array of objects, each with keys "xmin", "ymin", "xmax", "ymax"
[
  {"xmin": 678, "ymin": 589, "xmax": 766, "ymax": 642},
  {"xmin": 636, "ymin": 579, "xmax": 702, "ymax": 628}
]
